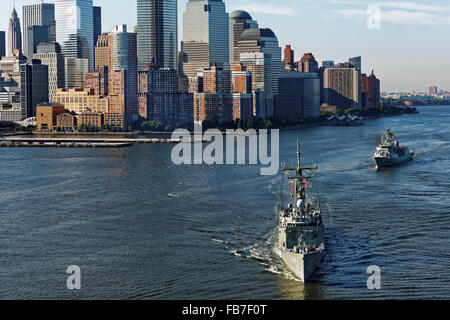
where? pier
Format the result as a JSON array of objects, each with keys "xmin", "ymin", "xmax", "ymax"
[{"xmin": 0, "ymin": 137, "xmax": 187, "ymax": 148}]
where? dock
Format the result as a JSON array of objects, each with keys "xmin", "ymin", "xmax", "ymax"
[
  {"xmin": 0, "ymin": 137, "xmax": 188, "ymax": 148},
  {"xmin": 0, "ymin": 141, "xmax": 133, "ymax": 148}
]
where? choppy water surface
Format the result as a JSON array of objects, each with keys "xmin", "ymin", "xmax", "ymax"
[{"xmin": 0, "ymin": 106, "xmax": 449, "ymax": 299}]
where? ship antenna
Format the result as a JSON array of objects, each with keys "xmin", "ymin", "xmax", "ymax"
[
  {"xmin": 280, "ymin": 166, "xmax": 284, "ymax": 210},
  {"xmin": 297, "ymin": 139, "xmax": 301, "ymax": 170}
]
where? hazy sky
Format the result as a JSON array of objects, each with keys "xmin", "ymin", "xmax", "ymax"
[{"xmin": 1, "ymin": 0, "xmax": 449, "ymax": 92}]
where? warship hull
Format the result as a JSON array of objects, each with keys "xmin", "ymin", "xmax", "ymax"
[
  {"xmin": 374, "ymin": 152, "xmax": 414, "ymax": 168},
  {"xmin": 279, "ymin": 249, "xmax": 324, "ymax": 282}
]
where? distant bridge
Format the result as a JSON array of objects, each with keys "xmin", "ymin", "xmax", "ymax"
[{"xmin": 16, "ymin": 117, "xmax": 36, "ymax": 127}]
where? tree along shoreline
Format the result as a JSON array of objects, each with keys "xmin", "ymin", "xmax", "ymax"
[{"xmin": 0, "ymin": 106, "xmax": 419, "ymax": 136}]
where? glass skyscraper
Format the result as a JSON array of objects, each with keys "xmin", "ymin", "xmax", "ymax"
[
  {"xmin": 236, "ymin": 28, "xmax": 284, "ymax": 94},
  {"xmin": 93, "ymin": 6, "xmax": 102, "ymax": 46},
  {"xmin": 137, "ymin": 0, "xmax": 177, "ymax": 71},
  {"xmin": 22, "ymin": 3, "xmax": 55, "ymax": 58},
  {"xmin": 182, "ymin": 0, "xmax": 229, "ymax": 78},
  {"xmin": 55, "ymin": 0, "xmax": 94, "ymax": 69}
]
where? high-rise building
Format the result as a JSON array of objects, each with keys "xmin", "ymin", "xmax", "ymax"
[
  {"xmin": 362, "ymin": 70, "xmax": 380, "ymax": 109},
  {"xmin": 50, "ymin": 20, "xmax": 57, "ymax": 42},
  {"xmin": 203, "ymin": 65, "xmax": 232, "ymax": 93},
  {"xmin": 22, "ymin": 3, "xmax": 55, "ymax": 58},
  {"xmin": 297, "ymin": 53, "xmax": 318, "ymax": 73},
  {"xmin": 0, "ymin": 31, "xmax": 5, "ymax": 57},
  {"xmin": 8, "ymin": 7, "xmax": 22, "ymax": 56},
  {"xmin": 108, "ymin": 25, "xmax": 138, "ymax": 125},
  {"xmin": 322, "ymin": 60, "xmax": 334, "ymax": 69},
  {"xmin": 137, "ymin": 0, "xmax": 177, "ymax": 70},
  {"xmin": 26, "ymin": 26, "xmax": 51, "ymax": 58},
  {"xmin": 239, "ymin": 52, "xmax": 273, "ymax": 118},
  {"xmin": 20, "ymin": 59, "xmax": 49, "ymax": 118},
  {"xmin": 55, "ymin": 0, "xmax": 94, "ymax": 69},
  {"xmin": 139, "ymin": 67, "xmax": 193, "ymax": 125},
  {"xmin": 94, "ymin": 33, "xmax": 109, "ymax": 70},
  {"xmin": 182, "ymin": 0, "xmax": 229, "ymax": 78},
  {"xmin": 93, "ymin": 6, "xmax": 102, "ymax": 47},
  {"xmin": 33, "ymin": 42, "xmax": 65, "ymax": 101},
  {"xmin": 84, "ymin": 66, "xmax": 108, "ymax": 97},
  {"xmin": 65, "ymin": 57, "xmax": 88, "ymax": 89},
  {"xmin": 232, "ymin": 64, "xmax": 253, "ymax": 121},
  {"xmin": 94, "ymin": 25, "xmax": 138, "ymax": 127},
  {"xmin": 283, "ymin": 45, "xmax": 294, "ymax": 67},
  {"xmin": 193, "ymin": 65, "xmax": 233, "ymax": 124},
  {"xmin": 235, "ymin": 28, "xmax": 283, "ymax": 94},
  {"xmin": 274, "ymin": 73, "xmax": 320, "ymax": 119},
  {"xmin": 229, "ymin": 10, "xmax": 258, "ymax": 63},
  {"xmin": 232, "ymin": 64, "xmax": 252, "ymax": 94},
  {"xmin": 0, "ymin": 50, "xmax": 27, "ymax": 87},
  {"xmin": 349, "ymin": 56, "xmax": 362, "ymax": 70},
  {"xmin": 323, "ymin": 66, "xmax": 362, "ymax": 110}
]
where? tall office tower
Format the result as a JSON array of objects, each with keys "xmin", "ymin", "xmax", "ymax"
[
  {"xmin": 107, "ymin": 25, "xmax": 138, "ymax": 125},
  {"xmin": 274, "ymin": 73, "xmax": 320, "ymax": 119},
  {"xmin": 94, "ymin": 33, "xmax": 109, "ymax": 70},
  {"xmin": 323, "ymin": 66, "xmax": 362, "ymax": 110},
  {"xmin": 182, "ymin": 0, "xmax": 229, "ymax": 78},
  {"xmin": 349, "ymin": 56, "xmax": 362, "ymax": 70},
  {"xmin": 55, "ymin": 0, "xmax": 94, "ymax": 70},
  {"xmin": 239, "ymin": 52, "xmax": 273, "ymax": 118},
  {"xmin": 93, "ymin": 6, "xmax": 102, "ymax": 47},
  {"xmin": 229, "ymin": 10, "xmax": 258, "ymax": 63},
  {"xmin": 8, "ymin": 7, "xmax": 22, "ymax": 56},
  {"xmin": 26, "ymin": 26, "xmax": 51, "ymax": 58},
  {"xmin": 362, "ymin": 70, "xmax": 380, "ymax": 109},
  {"xmin": 33, "ymin": 42, "xmax": 65, "ymax": 101},
  {"xmin": 20, "ymin": 59, "xmax": 49, "ymax": 118},
  {"xmin": 22, "ymin": 3, "xmax": 55, "ymax": 58},
  {"xmin": 236, "ymin": 28, "xmax": 283, "ymax": 94},
  {"xmin": 297, "ymin": 53, "xmax": 318, "ymax": 73},
  {"xmin": 137, "ymin": 0, "xmax": 177, "ymax": 70},
  {"xmin": 50, "ymin": 20, "xmax": 57, "ymax": 42},
  {"xmin": 283, "ymin": 45, "xmax": 294, "ymax": 67},
  {"xmin": 65, "ymin": 57, "xmax": 88, "ymax": 89},
  {"xmin": 0, "ymin": 32, "xmax": 5, "ymax": 57}
]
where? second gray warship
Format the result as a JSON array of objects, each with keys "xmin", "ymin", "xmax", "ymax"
[
  {"xmin": 373, "ymin": 129, "xmax": 414, "ymax": 168},
  {"xmin": 277, "ymin": 141, "xmax": 325, "ymax": 282}
]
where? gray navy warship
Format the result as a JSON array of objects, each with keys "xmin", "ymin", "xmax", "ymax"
[
  {"xmin": 278, "ymin": 141, "xmax": 325, "ymax": 282},
  {"xmin": 373, "ymin": 129, "xmax": 414, "ymax": 168}
]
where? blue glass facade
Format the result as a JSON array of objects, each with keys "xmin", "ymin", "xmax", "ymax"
[
  {"xmin": 137, "ymin": 0, "xmax": 178, "ymax": 71},
  {"xmin": 55, "ymin": 0, "xmax": 94, "ymax": 70}
]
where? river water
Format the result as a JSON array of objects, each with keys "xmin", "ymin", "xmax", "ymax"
[{"xmin": 0, "ymin": 106, "xmax": 449, "ymax": 300}]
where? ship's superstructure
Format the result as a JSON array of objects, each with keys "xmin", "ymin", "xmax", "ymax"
[
  {"xmin": 278, "ymin": 140, "xmax": 325, "ymax": 282},
  {"xmin": 373, "ymin": 129, "xmax": 414, "ymax": 168}
]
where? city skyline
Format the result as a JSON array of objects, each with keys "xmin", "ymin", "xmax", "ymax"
[{"xmin": 0, "ymin": 0, "xmax": 448, "ymax": 92}]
